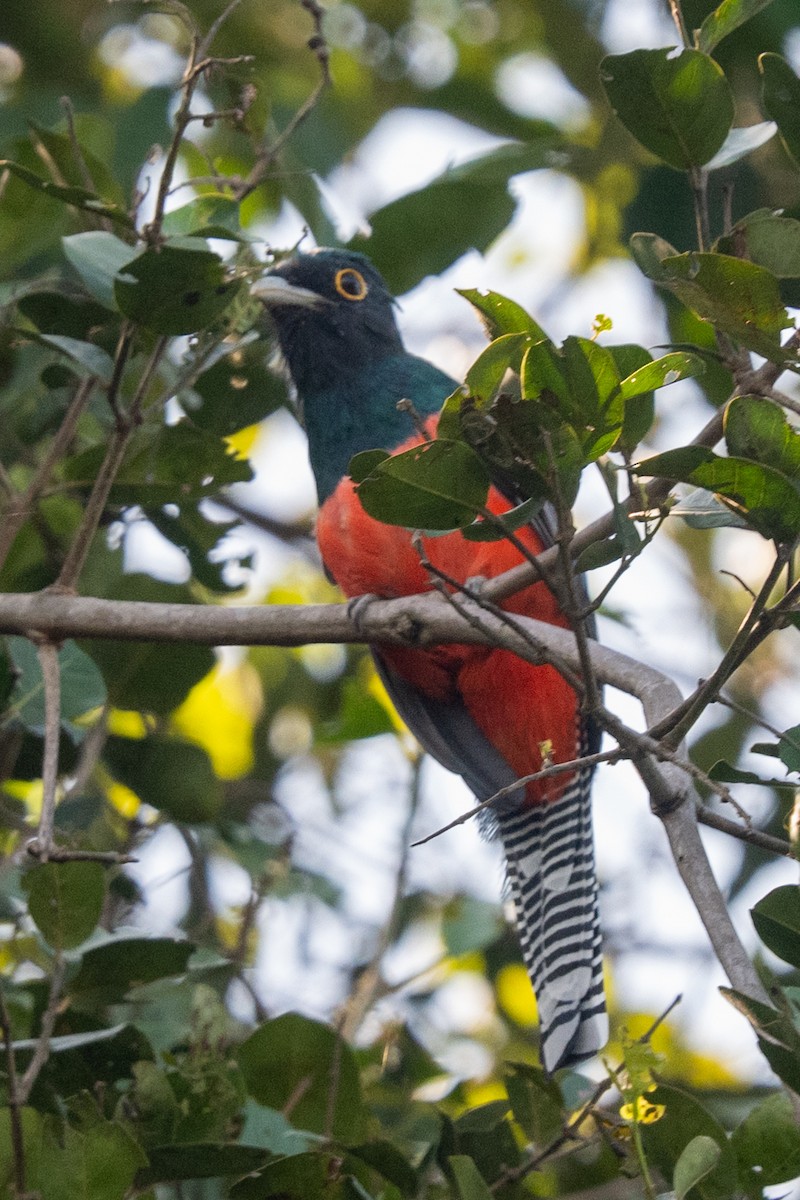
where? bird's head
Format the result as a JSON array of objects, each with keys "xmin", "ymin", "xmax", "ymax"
[{"xmin": 253, "ymin": 248, "xmax": 403, "ymax": 397}]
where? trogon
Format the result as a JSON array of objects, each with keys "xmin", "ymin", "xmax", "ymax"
[{"xmin": 254, "ymin": 247, "xmax": 607, "ymax": 1072}]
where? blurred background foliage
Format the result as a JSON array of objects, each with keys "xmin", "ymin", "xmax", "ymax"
[{"xmin": 2, "ymin": 0, "xmax": 800, "ymax": 1196}]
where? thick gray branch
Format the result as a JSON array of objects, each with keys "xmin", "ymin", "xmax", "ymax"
[{"xmin": 0, "ymin": 586, "xmax": 769, "ymax": 1007}]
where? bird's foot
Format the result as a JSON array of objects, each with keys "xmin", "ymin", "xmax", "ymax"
[{"xmin": 347, "ymin": 592, "xmax": 381, "ymax": 634}]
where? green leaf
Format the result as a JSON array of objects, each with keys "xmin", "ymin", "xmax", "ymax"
[
  {"xmin": 443, "ymin": 897, "xmax": 503, "ymax": 955},
  {"xmin": 83, "ymin": 575, "xmax": 215, "ymax": 715},
  {"xmin": 136, "ymin": 1143, "xmax": 271, "ymax": 1186},
  {"xmin": 115, "ymin": 243, "xmax": 243, "ymax": 334},
  {"xmin": 697, "ymin": 0, "xmax": 776, "ymax": 54},
  {"xmin": 562, "ymin": 335, "xmax": 624, "ymax": 459},
  {"xmin": 634, "ymin": 445, "xmax": 800, "ymax": 541},
  {"xmin": 449, "ymin": 1155, "xmax": 494, "ymax": 1200},
  {"xmin": 230, "ymin": 1151, "xmax": 332, "ymax": 1200},
  {"xmin": 641, "ymin": 1083, "xmax": 738, "ymax": 1200},
  {"xmin": 600, "ymin": 48, "xmax": 734, "ymax": 169},
  {"xmin": 658, "ymin": 252, "xmax": 793, "ymax": 361},
  {"xmin": 732, "ymin": 1092, "xmax": 800, "ymax": 1188},
  {"xmin": 104, "ymin": 735, "xmax": 222, "ymax": 824},
  {"xmin": 237, "ymin": 1013, "xmax": 367, "ymax": 1141},
  {"xmin": 617, "ymin": 351, "xmax": 705, "ymax": 400},
  {"xmin": 43, "ymin": 1116, "xmax": 147, "ymax": 1200},
  {"xmin": 65, "ymin": 422, "xmax": 253, "ymax": 505},
  {"xmin": 31, "ymin": 333, "xmax": 114, "ymax": 384},
  {"xmin": 351, "ymin": 137, "xmax": 562, "ymax": 295},
  {"xmin": 674, "ymin": 1136, "xmax": 722, "ymax": 1200},
  {"xmin": 778, "ymin": 723, "xmax": 800, "ymax": 772},
  {"xmin": 62, "ymin": 231, "xmax": 137, "ymax": 310},
  {"xmin": 630, "ymin": 231, "xmax": 681, "ymax": 282},
  {"xmin": 356, "ymin": 439, "xmax": 490, "ymax": 530},
  {"xmin": 184, "ymin": 341, "xmax": 288, "ymax": 435},
  {"xmin": 751, "ymin": 884, "xmax": 800, "ymax": 967},
  {"xmin": 464, "ymin": 332, "xmax": 531, "ymax": 404},
  {"xmin": 461, "ymin": 495, "xmax": 545, "ymax": 541},
  {"xmin": 23, "ymin": 861, "xmax": 105, "ymax": 950},
  {"xmin": 725, "ymin": 395, "xmax": 800, "ymax": 480},
  {"xmin": 6, "ymin": 637, "xmax": 107, "ymax": 737},
  {"xmin": 716, "ymin": 210, "xmax": 800, "ymax": 277},
  {"xmin": 760, "ymin": 53, "xmax": 800, "ymax": 169},
  {"xmin": 161, "ymin": 195, "xmax": 252, "ymax": 241},
  {"xmin": 70, "ymin": 934, "xmax": 195, "ymax": 997},
  {"xmin": 0, "ymin": 159, "xmax": 134, "ymax": 229},
  {"xmin": 349, "ymin": 448, "xmax": 390, "ymax": 483},
  {"xmin": 457, "ymin": 288, "xmax": 549, "ymax": 341},
  {"xmin": 503, "ymin": 1062, "xmax": 563, "ymax": 1145}
]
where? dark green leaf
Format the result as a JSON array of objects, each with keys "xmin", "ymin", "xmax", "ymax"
[
  {"xmin": 356, "ymin": 439, "xmax": 490, "ymax": 530},
  {"xmin": 62, "ymin": 231, "xmax": 137, "ymax": 310},
  {"xmin": 504, "ymin": 1062, "xmax": 563, "ymax": 1144},
  {"xmin": 23, "ymin": 861, "xmax": 105, "ymax": 950},
  {"xmin": 83, "ymin": 576, "xmax": 215, "ymax": 715},
  {"xmin": 349, "ymin": 1141, "xmax": 419, "ymax": 1194},
  {"xmin": 751, "ymin": 885, "xmax": 800, "ymax": 966},
  {"xmin": 115, "ymin": 243, "xmax": 243, "ymax": 335},
  {"xmin": 618, "ymin": 351, "xmax": 705, "ymax": 400},
  {"xmin": 633, "ymin": 445, "xmax": 800, "ymax": 541},
  {"xmin": 143, "ymin": 504, "xmax": 244, "ymax": 594},
  {"xmin": 641, "ymin": 1083, "xmax": 738, "ymax": 1200},
  {"xmin": 31, "ymin": 333, "xmax": 114, "ymax": 384},
  {"xmin": 70, "ymin": 934, "xmax": 195, "ymax": 997},
  {"xmin": 230, "ymin": 1151, "xmax": 332, "ymax": 1200},
  {"xmin": 0, "ymin": 159, "xmax": 134, "ymax": 229},
  {"xmin": 461, "ymin": 495, "xmax": 545, "ymax": 541},
  {"xmin": 659, "ymin": 252, "xmax": 793, "ymax": 361},
  {"xmin": 707, "ymin": 759, "xmax": 779, "ymax": 785},
  {"xmin": 697, "ymin": 0, "xmax": 776, "ymax": 54},
  {"xmin": 184, "ymin": 341, "xmax": 288, "ymax": 435},
  {"xmin": 600, "ymin": 48, "xmax": 734, "ymax": 169},
  {"xmin": 65, "ymin": 422, "xmax": 253, "ymax": 505},
  {"xmin": 161, "ymin": 195, "xmax": 249, "ymax": 240},
  {"xmin": 674, "ymin": 1136, "xmax": 722, "ymax": 1200},
  {"xmin": 575, "ymin": 538, "xmax": 625, "ymax": 571},
  {"xmin": 457, "ymin": 288, "xmax": 549, "ymax": 341},
  {"xmin": 629, "ymin": 231, "xmax": 680, "ymax": 282},
  {"xmin": 349, "ymin": 449, "xmax": 390, "ymax": 483},
  {"xmin": 136, "ymin": 1143, "xmax": 271, "ymax": 1186},
  {"xmin": 732, "ymin": 1092, "xmax": 800, "ymax": 1188},
  {"xmin": 16, "ymin": 292, "xmax": 112, "ymax": 340},
  {"xmin": 449, "ymin": 1154, "xmax": 494, "ymax": 1200},
  {"xmin": 725, "ymin": 395, "xmax": 800, "ymax": 479},
  {"xmin": 44, "ymin": 1116, "xmax": 146, "ymax": 1200},
  {"xmin": 104, "ymin": 735, "xmax": 222, "ymax": 823},
  {"xmin": 237, "ymin": 1013, "xmax": 367, "ymax": 1141},
  {"xmin": 760, "ymin": 53, "xmax": 800, "ymax": 169},
  {"xmin": 716, "ymin": 210, "xmax": 800, "ymax": 278},
  {"xmin": 6, "ymin": 637, "xmax": 107, "ymax": 736},
  {"xmin": 778, "ymin": 723, "xmax": 800, "ymax": 772},
  {"xmin": 465, "ymin": 333, "xmax": 530, "ymax": 403}
]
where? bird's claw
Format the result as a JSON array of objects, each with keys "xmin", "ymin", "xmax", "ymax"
[{"xmin": 347, "ymin": 592, "xmax": 381, "ymax": 634}]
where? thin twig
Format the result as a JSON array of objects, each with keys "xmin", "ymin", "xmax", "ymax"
[
  {"xmin": 16, "ymin": 952, "xmax": 66, "ymax": 1106},
  {"xmin": 0, "ymin": 983, "xmax": 27, "ymax": 1197},
  {"xmin": 0, "ymin": 379, "xmax": 95, "ymax": 573},
  {"xmin": 27, "ymin": 640, "xmax": 62, "ymax": 862},
  {"xmin": 337, "ymin": 757, "xmax": 424, "ymax": 1039}
]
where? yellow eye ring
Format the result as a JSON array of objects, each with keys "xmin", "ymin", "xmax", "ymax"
[{"xmin": 334, "ymin": 267, "xmax": 368, "ymax": 301}]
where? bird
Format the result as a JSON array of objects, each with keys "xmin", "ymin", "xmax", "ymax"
[{"xmin": 253, "ymin": 247, "xmax": 607, "ymax": 1072}]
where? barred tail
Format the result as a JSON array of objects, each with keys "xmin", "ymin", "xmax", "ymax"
[{"xmin": 497, "ymin": 773, "xmax": 607, "ymax": 1074}]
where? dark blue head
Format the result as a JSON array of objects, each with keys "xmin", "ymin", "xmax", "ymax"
[
  {"xmin": 254, "ymin": 248, "xmax": 404, "ymax": 399},
  {"xmin": 254, "ymin": 248, "xmax": 457, "ymax": 501}
]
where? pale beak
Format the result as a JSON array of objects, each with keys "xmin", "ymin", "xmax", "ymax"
[{"xmin": 251, "ymin": 274, "xmax": 327, "ymax": 308}]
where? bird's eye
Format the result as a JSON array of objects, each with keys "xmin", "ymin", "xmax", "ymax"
[{"xmin": 334, "ymin": 268, "xmax": 368, "ymax": 301}]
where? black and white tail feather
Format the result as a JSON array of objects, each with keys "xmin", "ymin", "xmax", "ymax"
[
  {"xmin": 496, "ymin": 750, "xmax": 606, "ymax": 1072},
  {"xmin": 375, "ymin": 653, "xmax": 607, "ymax": 1074}
]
